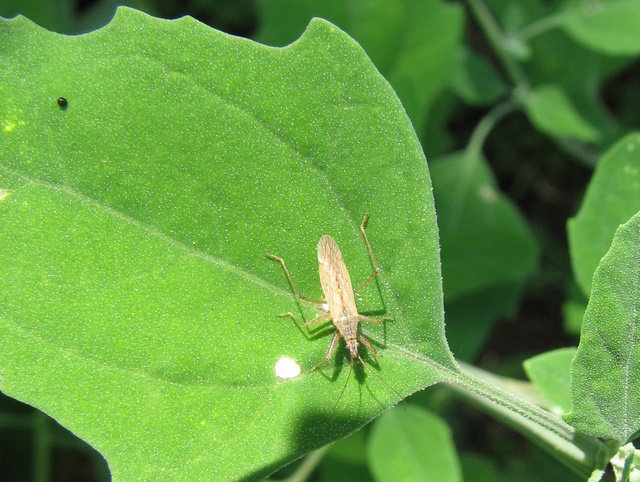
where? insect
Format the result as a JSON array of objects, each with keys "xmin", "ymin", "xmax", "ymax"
[
  {"xmin": 57, "ymin": 97, "xmax": 68, "ymax": 108},
  {"xmin": 267, "ymin": 213, "xmax": 403, "ymax": 416}
]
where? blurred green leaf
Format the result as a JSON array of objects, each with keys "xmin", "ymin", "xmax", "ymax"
[
  {"xmin": 562, "ymin": 283, "xmax": 588, "ymax": 335},
  {"xmin": 523, "ymin": 84, "xmax": 601, "ymax": 142},
  {"xmin": 450, "ymin": 47, "xmax": 507, "ymax": 106},
  {"xmin": 561, "ymin": 0, "xmax": 640, "ymax": 55},
  {"xmin": 562, "ymin": 297, "xmax": 587, "ymax": 336},
  {"xmin": 319, "ymin": 430, "xmax": 374, "ymax": 482},
  {"xmin": 523, "ymin": 30, "xmax": 631, "ymax": 148},
  {"xmin": 0, "ymin": 9, "xmax": 455, "ymax": 480},
  {"xmin": 255, "ymin": 0, "xmax": 464, "ymax": 139},
  {"xmin": 445, "ymin": 283, "xmax": 521, "ymax": 361},
  {"xmin": 523, "ymin": 347, "xmax": 576, "ymax": 414},
  {"xmin": 430, "ymin": 151, "xmax": 538, "ymax": 302},
  {"xmin": 568, "ymin": 133, "xmax": 640, "ymax": 296},
  {"xmin": 0, "ymin": 0, "xmax": 74, "ymax": 32},
  {"xmin": 367, "ymin": 406, "xmax": 462, "ymax": 482},
  {"xmin": 565, "ymin": 211, "xmax": 640, "ymax": 442}
]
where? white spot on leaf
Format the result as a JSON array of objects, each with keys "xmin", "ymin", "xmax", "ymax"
[{"xmin": 275, "ymin": 357, "xmax": 301, "ymax": 380}]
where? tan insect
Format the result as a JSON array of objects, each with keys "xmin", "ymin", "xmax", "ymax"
[{"xmin": 267, "ymin": 213, "xmax": 403, "ymax": 415}]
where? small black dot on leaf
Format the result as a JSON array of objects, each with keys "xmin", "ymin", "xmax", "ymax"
[{"xmin": 57, "ymin": 97, "xmax": 68, "ymax": 108}]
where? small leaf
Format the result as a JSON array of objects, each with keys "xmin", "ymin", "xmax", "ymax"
[
  {"xmin": 430, "ymin": 151, "xmax": 538, "ymax": 301},
  {"xmin": 450, "ymin": 47, "xmax": 507, "ymax": 106},
  {"xmin": 561, "ymin": 0, "xmax": 640, "ymax": 56},
  {"xmin": 562, "ymin": 283, "xmax": 589, "ymax": 335},
  {"xmin": 565, "ymin": 211, "xmax": 640, "ymax": 442},
  {"xmin": 523, "ymin": 84, "xmax": 601, "ymax": 142},
  {"xmin": 610, "ymin": 443, "xmax": 640, "ymax": 482},
  {"xmin": 524, "ymin": 348, "xmax": 576, "ymax": 414},
  {"xmin": 568, "ymin": 133, "xmax": 640, "ymax": 296},
  {"xmin": 367, "ymin": 406, "xmax": 462, "ymax": 482}
]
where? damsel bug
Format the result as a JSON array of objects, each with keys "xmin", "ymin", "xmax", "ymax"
[{"xmin": 267, "ymin": 213, "xmax": 404, "ymax": 416}]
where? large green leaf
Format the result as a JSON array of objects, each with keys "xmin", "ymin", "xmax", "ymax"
[
  {"xmin": 0, "ymin": 8, "xmax": 455, "ymax": 481},
  {"xmin": 568, "ymin": 133, "xmax": 640, "ymax": 296},
  {"xmin": 255, "ymin": 0, "xmax": 464, "ymax": 140},
  {"xmin": 565, "ymin": 211, "xmax": 640, "ymax": 442}
]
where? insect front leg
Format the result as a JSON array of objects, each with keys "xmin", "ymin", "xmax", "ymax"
[
  {"xmin": 357, "ymin": 331, "xmax": 378, "ymax": 357},
  {"xmin": 354, "ymin": 213, "xmax": 383, "ymax": 293},
  {"xmin": 310, "ymin": 331, "xmax": 340, "ymax": 373}
]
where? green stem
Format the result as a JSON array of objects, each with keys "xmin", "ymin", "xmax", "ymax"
[
  {"xmin": 275, "ymin": 444, "xmax": 331, "ymax": 482},
  {"xmin": 33, "ymin": 411, "xmax": 51, "ymax": 482},
  {"xmin": 467, "ymin": 100, "xmax": 517, "ymax": 156},
  {"xmin": 516, "ymin": 12, "xmax": 567, "ymax": 41},
  {"xmin": 467, "ymin": 0, "xmax": 529, "ymax": 89},
  {"xmin": 451, "ymin": 363, "xmax": 610, "ymax": 480}
]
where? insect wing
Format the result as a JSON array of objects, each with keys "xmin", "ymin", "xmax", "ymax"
[{"xmin": 317, "ymin": 235, "xmax": 358, "ymax": 321}]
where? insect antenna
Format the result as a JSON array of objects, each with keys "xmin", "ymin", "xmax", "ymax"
[
  {"xmin": 330, "ymin": 356, "xmax": 406, "ymax": 422},
  {"xmin": 331, "ymin": 358, "xmax": 354, "ymax": 422},
  {"xmin": 359, "ymin": 356, "xmax": 406, "ymax": 411}
]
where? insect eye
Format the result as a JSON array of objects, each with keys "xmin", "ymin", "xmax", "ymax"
[{"xmin": 57, "ymin": 97, "xmax": 68, "ymax": 109}]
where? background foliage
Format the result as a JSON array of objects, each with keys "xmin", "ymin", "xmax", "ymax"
[{"xmin": 1, "ymin": 0, "xmax": 639, "ymax": 481}]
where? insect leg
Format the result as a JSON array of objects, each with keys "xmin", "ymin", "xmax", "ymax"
[
  {"xmin": 278, "ymin": 312, "xmax": 331, "ymax": 327},
  {"xmin": 266, "ymin": 253, "xmax": 325, "ymax": 304},
  {"xmin": 357, "ymin": 331, "xmax": 378, "ymax": 356},
  {"xmin": 356, "ymin": 335, "xmax": 407, "ymax": 411},
  {"xmin": 354, "ymin": 213, "xmax": 381, "ymax": 293},
  {"xmin": 357, "ymin": 314, "xmax": 395, "ymax": 324},
  {"xmin": 310, "ymin": 331, "xmax": 340, "ymax": 372},
  {"xmin": 331, "ymin": 358, "xmax": 354, "ymax": 422}
]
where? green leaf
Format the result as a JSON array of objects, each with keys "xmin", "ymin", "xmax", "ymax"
[
  {"xmin": 523, "ymin": 348, "xmax": 576, "ymax": 414},
  {"xmin": 255, "ymin": 0, "xmax": 464, "ymax": 139},
  {"xmin": 450, "ymin": 47, "xmax": 507, "ymax": 106},
  {"xmin": 445, "ymin": 283, "xmax": 521, "ymax": 361},
  {"xmin": 523, "ymin": 84, "xmax": 601, "ymax": 142},
  {"xmin": 562, "ymin": 294, "xmax": 587, "ymax": 335},
  {"xmin": 0, "ymin": 9, "xmax": 455, "ymax": 480},
  {"xmin": 561, "ymin": 0, "xmax": 640, "ymax": 56},
  {"xmin": 319, "ymin": 430, "xmax": 374, "ymax": 482},
  {"xmin": 0, "ymin": 0, "xmax": 74, "ymax": 32},
  {"xmin": 430, "ymin": 151, "xmax": 538, "ymax": 302},
  {"xmin": 367, "ymin": 406, "xmax": 462, "ymax": 482},
  {"xmin": 565, "ymin": 211, "xmax": 640, "ymax": 442},
  {"xmin": 568, "ymin": 133, "xmax": 640, "ymax": 296}
]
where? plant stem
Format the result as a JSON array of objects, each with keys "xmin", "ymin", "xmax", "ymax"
[
  {"xmin": 450, "ymin": 362, "xmax": 610, "ymax": 480},
  {"xmin": 467, "ymin": 0, "xmax": 529, "ymax": 89},
  {"xmin": 516, "ymin": 12, "xmax": 567, "ymax": 41},
  {"xmin": 466, "ymin": 0, "xmax": 600, "ymax": 169},
  {"xmin": 275, "ymin": 444, "xmax": 331, "ymax": 482},
  {"xmin": 467, "ymin": 100, "xmax": 517, "ymax": 156}
]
